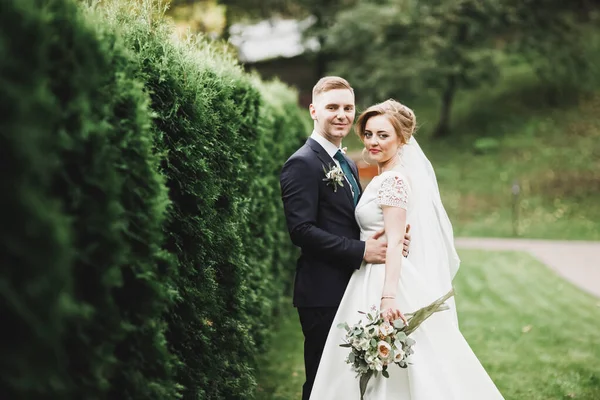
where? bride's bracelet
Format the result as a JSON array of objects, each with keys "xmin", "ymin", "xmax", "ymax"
[{"xmin": 381, "ymin": 295, "xmax": 395, "ymax": 300}]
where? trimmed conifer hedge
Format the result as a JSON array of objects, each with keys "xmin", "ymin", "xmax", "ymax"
[
  {"xmin": 1, "ymin": 0, "xmax": 180, "ymax": 398},
  {"xmin": 1, "ymin": 0, "xmax": 309, "ymax": 398}
]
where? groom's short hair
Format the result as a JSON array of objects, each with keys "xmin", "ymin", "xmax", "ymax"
[{"xmin": 312, "ymin": 76, "xmax": 353, "ymax": 101}]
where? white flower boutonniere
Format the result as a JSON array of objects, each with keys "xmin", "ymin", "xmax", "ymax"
[{"xmin": 322, "ymin": 164, "xmax": 345, "ymax": 192}]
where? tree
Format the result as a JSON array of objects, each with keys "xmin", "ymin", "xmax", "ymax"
[
  {"xmin": 292, "ymin": 0, "xmax": 360, "ymax": 77},
  {"xmin": 500, "ymin": 0, "xmax": 599, "ymax": 104},
  {"xmin": 325, "ymin": 0, "xmax": 599, "ymax": 137},
  {"xmin": 216, "ymin": 0, "xmax": 306, "ymax": 38},
  {"xmin": 326, "ymin": 0, "xmax": 502, "ymax": 137},
  {"xmin": 216, "ymin": 0, "xmax": 357, "ymax": 73}
]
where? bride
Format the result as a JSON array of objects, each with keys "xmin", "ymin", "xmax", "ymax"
[{"xmin": 309, "ymin": 99, "xmax": 504, "ymax": 399}]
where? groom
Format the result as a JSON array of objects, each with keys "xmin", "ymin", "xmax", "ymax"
[{"xmin": 280, "ymin": 76, "xmax": 411, "ymax": 400}]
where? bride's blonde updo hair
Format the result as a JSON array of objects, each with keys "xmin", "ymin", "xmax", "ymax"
[{"xmin": 355, "ymin": 99, "xmax": 416, "ymax": 145}]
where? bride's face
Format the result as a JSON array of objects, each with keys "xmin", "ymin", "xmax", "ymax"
[{"xmin": 363, "ymin": 115, "xmax": 402, "ymax": 165}]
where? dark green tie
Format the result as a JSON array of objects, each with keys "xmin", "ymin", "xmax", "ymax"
[{"xmin": 334, "ymin": 150, "xmax": 360, "ymax": 205}]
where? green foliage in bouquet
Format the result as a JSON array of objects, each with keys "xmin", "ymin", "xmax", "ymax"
[
  {"xmin": 0, "ymin": 0, "xmax": 176, "ymax": 398},
  {"xmin": 338, "ymin": 289, "xmax": 455, "ymax": 400}
]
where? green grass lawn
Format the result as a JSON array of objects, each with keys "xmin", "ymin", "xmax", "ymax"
[
  {"xmin": 424, "ymin": 86, "xmax": 600, "ymax": 240},
  {"xmin": 256, "ymin": 249, "xmax": 600, "ymax": 400}
]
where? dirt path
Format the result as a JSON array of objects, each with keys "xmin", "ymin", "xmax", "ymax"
[{"xmin": 454, "ymin": 237, "xmax": 600, "ymax": 298}]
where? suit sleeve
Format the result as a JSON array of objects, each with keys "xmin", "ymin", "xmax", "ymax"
[{"xmin": 280, "ymin": 156, "xmax": 365, "ymax": 270}]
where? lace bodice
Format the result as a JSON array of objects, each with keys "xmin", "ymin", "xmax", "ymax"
[{"xmin": 355, "ymin": 169, "xmax": 411, "ymax": 240}]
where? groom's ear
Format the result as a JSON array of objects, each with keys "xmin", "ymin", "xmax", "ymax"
[{"xmin": 309, "ymin": 103, "xmax": 317, "ymax": 120}]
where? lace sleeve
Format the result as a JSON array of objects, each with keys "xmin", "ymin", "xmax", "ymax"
[{"xmin": 376, "ymin": 174, "xmax": 409, "ymax": 209}]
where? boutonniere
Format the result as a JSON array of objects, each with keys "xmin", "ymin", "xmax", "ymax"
[{"xmin": 322, "ymin": 164, "xmax": 345, "ymax": 192}]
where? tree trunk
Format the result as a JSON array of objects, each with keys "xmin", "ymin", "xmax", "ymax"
[
  {"xmin": 313, "ymin": 6, "xmax": 327, "ymax": 78},
  {"xmin": 434, "ymin": 19, "xmax": 468, "ymax": 138},
  {"xmin": 315, "ymin": 37, "xmax": 327, "ymax": 77},
  {"xmin": 221, "ymin": 6, "xmax": 233, "ymax": 41},
  {"xmin": 433, "ymin": 75, "xmax": 457, "ymax": 138}
]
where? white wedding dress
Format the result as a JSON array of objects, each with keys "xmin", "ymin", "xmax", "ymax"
[{"xmin": 309, "ymin": 140, "xmax": 504, "ymax": 400}]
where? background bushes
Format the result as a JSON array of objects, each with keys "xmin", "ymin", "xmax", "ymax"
[{"xmin": 1, "ymin": 0, "xmax": 308, "ymax": 398}]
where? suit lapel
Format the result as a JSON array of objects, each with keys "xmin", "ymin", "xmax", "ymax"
[{"xmin": 307, "ymin": 138, "xmax": 355, "ymax": 207}]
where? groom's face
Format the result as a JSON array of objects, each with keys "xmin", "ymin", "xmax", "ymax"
[{"xmin": 310, "ymin": 89, "xmax": 356, "ymax": 145}]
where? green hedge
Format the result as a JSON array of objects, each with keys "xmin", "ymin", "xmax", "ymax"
[
  {"xmin": 1, "ymin": 0, "xmax": 308, "ymax": 398},
  {"xmin": 0, "ymin": 0, "xmax": 176, "ymax": 398},
  {"xmin": 0, "ymin": 0, "xmax": 74, "ymax": 394},
  {"xmin": 244, "ymin": 77, "xmax": 308, "ymax": 350}
]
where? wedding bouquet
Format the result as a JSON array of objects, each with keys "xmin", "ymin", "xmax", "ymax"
[{"xmin": 337, "ymin": 289, "xmax": 455, "ymax": 399}]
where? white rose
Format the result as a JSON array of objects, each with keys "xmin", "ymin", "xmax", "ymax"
[
  {"xmin": 394, "ymin": 347, "xmax": 406, "ymax": 363},
  {"xmin": 378, "ymin": 321, "xmax": 394, "ymax": 337},
  {"xmin": 354, "ymin": 337, "xmax": 369, "ymax": 351},
  {"xmin": 377, "ymin": 340, "xmax": 392, "ymax": 360},
  {"xmin": 360, "ymin": 338, "xmax": 370, "ymax": 351}
]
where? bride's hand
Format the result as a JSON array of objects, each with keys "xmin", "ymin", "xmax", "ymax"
[{"xmin": 380, "ymin": 298, "xmax": 407, "ymax": 325}]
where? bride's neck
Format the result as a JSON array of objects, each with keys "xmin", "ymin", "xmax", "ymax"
[{"xmin": 378, "ymin": 154, "xmax": 400, "ymax": 174}]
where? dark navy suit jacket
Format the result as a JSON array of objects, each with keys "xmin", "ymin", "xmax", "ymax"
[{"xmin": 280, "ymin": 137, "xmax": 365, "ymax": 308}]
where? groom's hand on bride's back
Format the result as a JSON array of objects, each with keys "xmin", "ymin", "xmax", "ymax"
[
  {"xmin": 364, "ymin": 229, "xmax": 387, "ymax": 264},
  {"xmin": 403, "ymin": 224, "xmax": 411, "ymax": 257},
  {"xmin": 364, "ymin": 225, "xmax": 411, "ymax": 264}
]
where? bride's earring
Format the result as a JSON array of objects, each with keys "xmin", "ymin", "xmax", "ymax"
[
  {"xmin": 361, "ymin": 148, "xmax": 371, "ymax": 165},
  {"xmin": 396, "ymin": 145, "xmax": 405, "ymax": 167}
]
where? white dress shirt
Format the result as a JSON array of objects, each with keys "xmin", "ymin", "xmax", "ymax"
[{"xmin": 310, "ymin": 131, "xmax": 356, "ymax": 197}]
